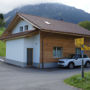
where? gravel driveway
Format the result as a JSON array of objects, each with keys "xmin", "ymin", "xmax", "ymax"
[{"xmin": 0, "ymin": 61, "xmax": 89, "ymax": 90}]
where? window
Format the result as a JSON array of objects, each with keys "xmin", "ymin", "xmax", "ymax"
[
  {"xmin": 76, "ymin": 48, "xmax": 81, "ymax": 54},
  {"xmin": 53, "ymin": 47, "xmax": 63, "ymax": 58},
  {"xmin": 83, "ymin": 55, "xmax": 88, "ymax": 58},
  {"xmin": 78, "ymin": 54, "xmax": 82, "ymax": 58},
  {"xmin": 20, "ymin": 26, "xmax": 23, "ymax": 32},
  {"xmin": 25, "ymin": 25, "xmax": 28, "ymax": 31}
]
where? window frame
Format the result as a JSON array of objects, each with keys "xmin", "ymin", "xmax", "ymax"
[
  {"xmin": 53, "ymin": 47, "xmax": 63, "ymax": 58},
  {"xmin": 25, "ymin": 25, "xmax": 28, "ymax": 31},
  {"xmin": 83, "ymin": 55, "xmax": 88, "ymax": 58},
  {"xmin": 20, "ymin": 26, "xmax": 23, "ymax": 32},
  {"xmin": 76, "ymin": 48, "xmax": 81, "ymax": 54}
]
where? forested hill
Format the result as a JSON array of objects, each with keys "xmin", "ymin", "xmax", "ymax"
[{"xmin": 4, "ymin": 3, "xmax": 90, "ymax": 27}]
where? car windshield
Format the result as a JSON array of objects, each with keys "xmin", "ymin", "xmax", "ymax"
[{"xmin": 67, "ymin": 54, "xmax": 76, "ymax": 59}]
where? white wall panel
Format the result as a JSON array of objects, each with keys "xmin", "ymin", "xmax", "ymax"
[{"xmin": 12, "ymin": 20, "xmax": 35, "ymax": 34}]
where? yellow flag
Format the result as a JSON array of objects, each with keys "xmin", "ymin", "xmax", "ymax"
[
  {"xmin": 75, "ymin": 38, "xmax": 84, "ymax": 47},
  {"xmin": 81, "ymin": 45, "xmax": 90, "ymax": 51}
]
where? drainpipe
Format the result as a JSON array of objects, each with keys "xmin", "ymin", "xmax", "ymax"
[{"xmin": 42, "ymin": 39, "xmax": 44, "ymax": 69}]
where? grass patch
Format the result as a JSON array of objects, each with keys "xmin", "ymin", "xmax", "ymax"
[
  {"xmin": 0, "ymin": 27, "xmax": 6, "ymax": 56},
  {"xmin": 64, "ymin": 72, "xmax": 90, "ymax": 90}
]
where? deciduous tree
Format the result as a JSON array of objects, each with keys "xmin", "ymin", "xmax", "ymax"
[{"xmin": 79, "ymin": 21, "xmax": 90, "ymax": 30}]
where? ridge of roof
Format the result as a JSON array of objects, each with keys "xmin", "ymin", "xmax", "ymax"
[
  {"xmin": 18, "ymin": 13, "xmax": 41, "ymax": 29},
  {"xmin": 18, "ymin": 13, "xmax": 76, "ymax": 26}
]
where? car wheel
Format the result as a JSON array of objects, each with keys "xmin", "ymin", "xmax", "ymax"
[
  {"xmin": 68, "ymin": 63, "xmax": 74, "ymax": 69},
  {"xmin": 85, "ymin": 62, "xmax": 90, "ymax": 68}
]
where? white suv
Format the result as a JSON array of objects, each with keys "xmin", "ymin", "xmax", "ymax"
[{"xmin": 58, "ymin": 54, "xmax": 90, "ymax": 69}]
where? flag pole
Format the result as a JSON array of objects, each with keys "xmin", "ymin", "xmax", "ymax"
[{"xmin": 81, "ymin": 45, "xmax": 84, "ymax": 78}]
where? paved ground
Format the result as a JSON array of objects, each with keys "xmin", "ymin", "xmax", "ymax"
[{"xmin": 0, "ymin": 61, "xmax": 90, "ymax": 90}]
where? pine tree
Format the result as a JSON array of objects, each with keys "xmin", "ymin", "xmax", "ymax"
[{"xmin": 0, "ymin": 13, "xmax": 5, "ymax": 27}]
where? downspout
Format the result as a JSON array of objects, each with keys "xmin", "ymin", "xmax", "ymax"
[{"xmin": 42, "ymin": 39, "xmax": 44, "ymax": 69}]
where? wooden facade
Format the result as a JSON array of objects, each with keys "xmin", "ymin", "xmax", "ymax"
[{"xmin": 40, "ymin": 31, "xmax": 90, "ymax": 67}]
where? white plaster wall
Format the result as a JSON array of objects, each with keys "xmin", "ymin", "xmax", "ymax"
[
  {"xmin": 12, "ymin": 20, "xmax": 35, "ymax": 34},
  {"xmin": 6, "ymin": 33, "xmax": 40, "ymax": 64},
  {"xmin": 24, "ymin": 33, "xmax": 40, "ymax": 63},
  {"xmin": 6, "ymin": 38, "xmax": 25, "ymax": 62}
]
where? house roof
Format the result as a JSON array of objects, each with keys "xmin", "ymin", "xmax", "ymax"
[
  {"xmin": 0, "ymin": 13, "xmax": 90, "ymax": 40},
  {"xmin": 18, "ymin": 13, "xmax": 90, "ymax": 36}
]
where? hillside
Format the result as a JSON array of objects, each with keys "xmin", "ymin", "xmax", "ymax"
[
  {"xmin": 4, "ymin": 3, "xmax": 90, "ymax": 27},
  {"xmin": 0, "ymin": 28, "xmax": 6, "ymax": 56}
]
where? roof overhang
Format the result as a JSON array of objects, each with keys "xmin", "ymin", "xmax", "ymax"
[
  {"xmin": 40, "ymin": 29, "xmax": 90, "ymax": 38},
  {"xmin": 0, "ymin": 29, "xmax": 39, "ymax": 41}
]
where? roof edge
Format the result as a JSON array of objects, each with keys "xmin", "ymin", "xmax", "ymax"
[
  {"xmin": 0, "ymin": 29, "xmax": 39, "ymax": 41},
  {"xmin": 18, "ymin": 13, "xmax": 41, "ymax": 29},
  {"xmin": 41, "ymin": 29, "xmax": 90, "ymax": 38}
]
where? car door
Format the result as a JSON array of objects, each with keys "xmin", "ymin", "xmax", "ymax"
[
  {"xmin": 74, "ymin": 55, "xmax": 82, "ymax": 66},
  {"xmin": 83, "ymin": 55, "xmax": 89, "ymax": 65},
  {"xmin": 77, "ymin": 55, "xmax": 82, "ymax": 66}
]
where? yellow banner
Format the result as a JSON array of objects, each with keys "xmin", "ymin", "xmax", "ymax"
[
  {"xmin": 81, "ymin": 45, "xmax": 90, "ymax": 51},
  {"xmin": 75, "ymin": 38, "xmax": 84, "ymax": 47},
  {"xmin": 75, "ymin": 38, "xmax": 90, "ymax": 51}
]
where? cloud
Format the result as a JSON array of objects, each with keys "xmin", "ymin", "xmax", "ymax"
[
  {"xmin": 0, "ymin": 0, "xmax": 37, "ymax": 13},
  {"xmin": 0, "ymin": 0, "xmax": 90, "ymax": 14},
  {"xmin": 58, "ymin": 0, "xmax": 90, "ymax": 13}
]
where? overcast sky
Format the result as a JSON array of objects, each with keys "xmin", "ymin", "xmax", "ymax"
[{"xmin": 0, "ymin": 0, "xmax": 90, "ymax": 14}]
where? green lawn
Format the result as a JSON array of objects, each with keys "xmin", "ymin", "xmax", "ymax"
[
  {"xmin": 0, "ymin": 27, "xmax": 6, "ymax": 56},
  {"xmin": 64, "ymin": 72, "xmax": 90, "ymax": 90}
]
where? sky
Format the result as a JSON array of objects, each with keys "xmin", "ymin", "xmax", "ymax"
[{"xmin": 0, "ymin": 0, "xmax": 90, "ymax": 14}]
